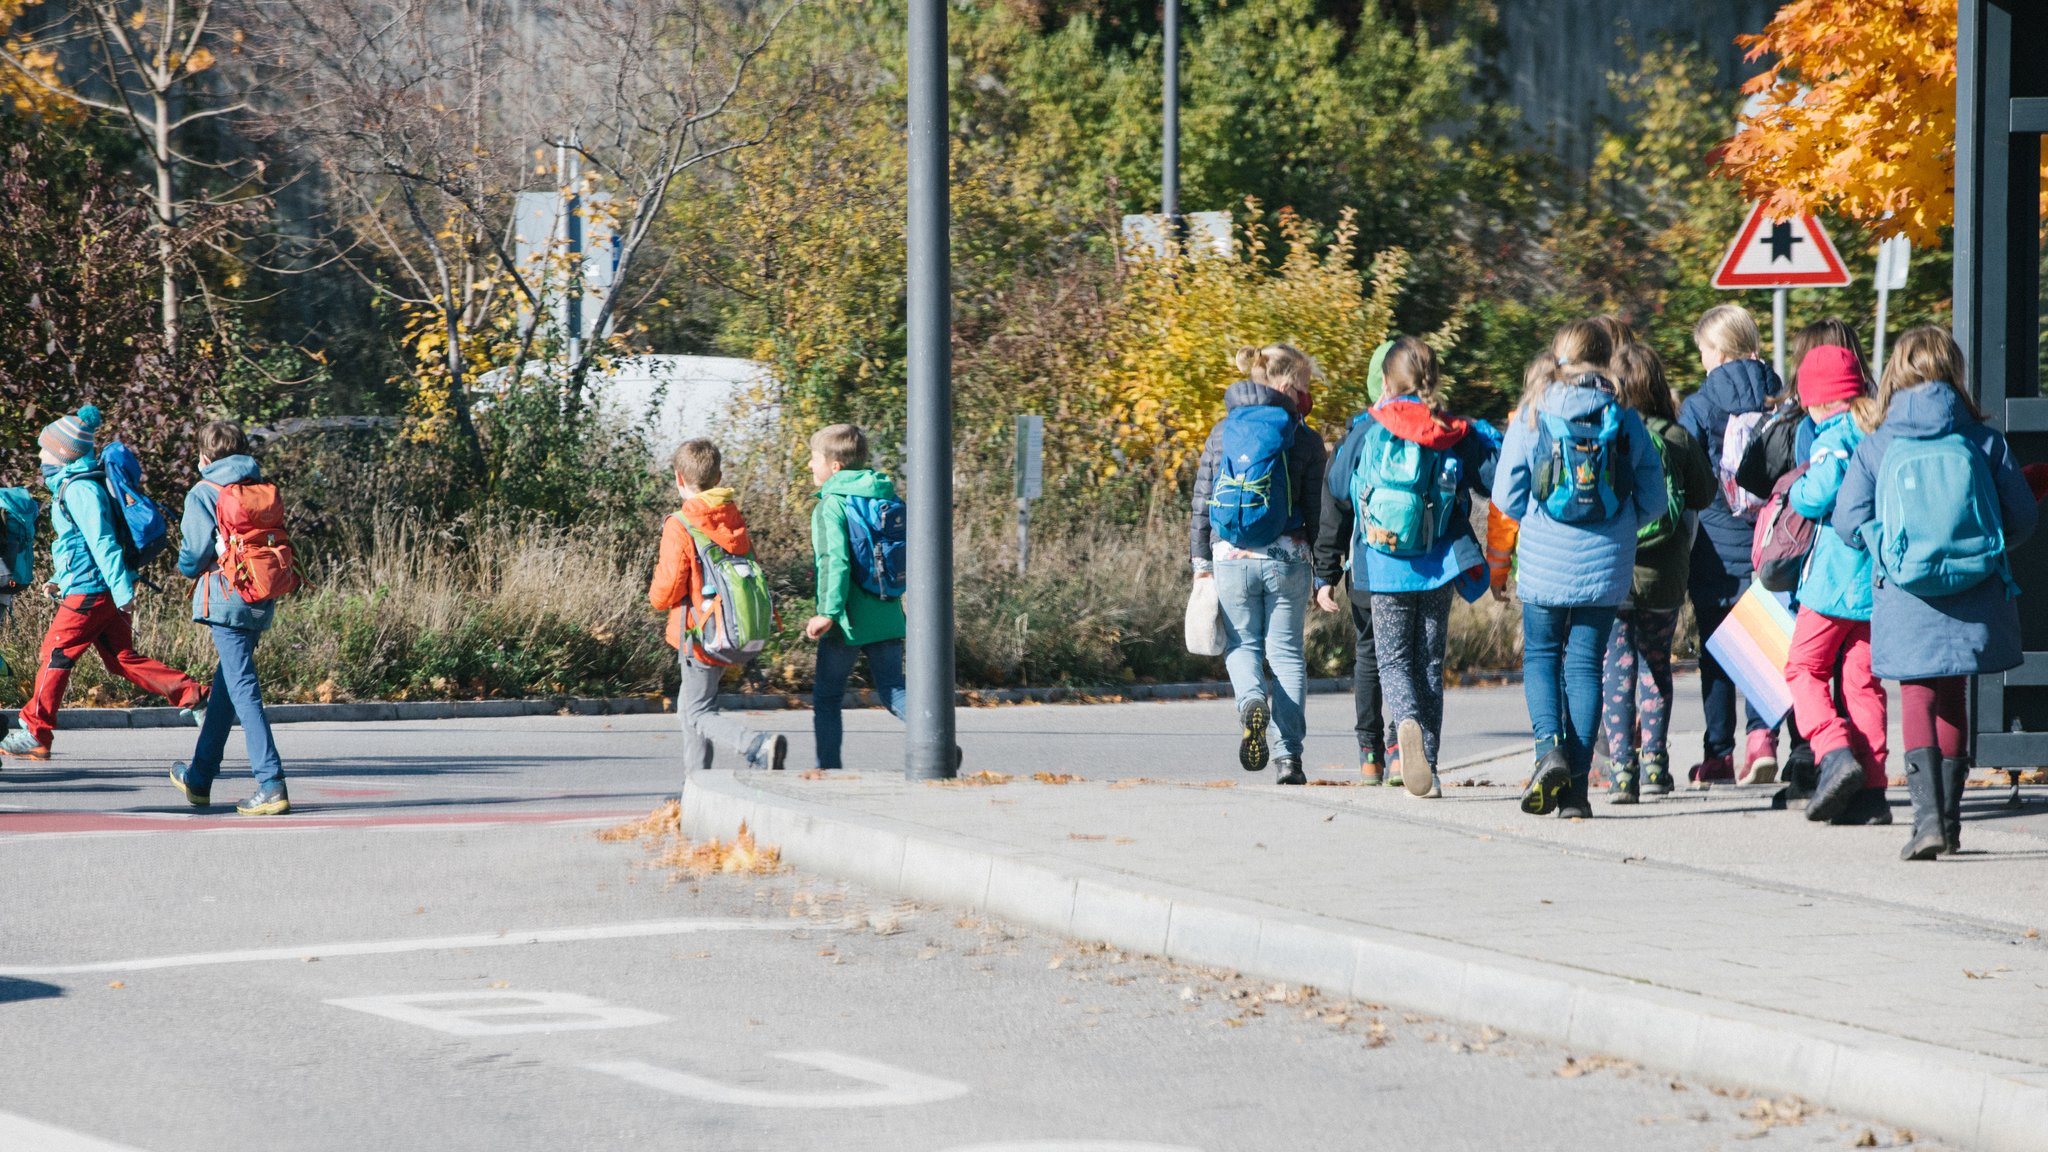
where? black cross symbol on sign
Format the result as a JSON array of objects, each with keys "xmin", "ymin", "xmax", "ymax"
[{"xmin": 1762, "ymin": 220, "xmax": 1804, "ymax": 263}]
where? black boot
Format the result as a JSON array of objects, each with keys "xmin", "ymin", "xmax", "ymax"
[
  {"xmin": 1941, "ymin": 756, "xmax": 1969, "ymax": 853},
  {"xmin": 1556, "ymin": 773, "xmax": 1592, "ymax": 820},
  {"xmin": 1805, "ymin": 747, "xmax": 1865, "ymax": 823},
  {"xmin": 1829, "ymin": 787, "xmax": 1893, "ymax": 825},
  {"xmin": 1899, "ymin": 748, "xmax": 1944, "ymax": 861},
  {"xmin": 1274, "ymin": 756, "xmax": 1306, "ymax": 786},
  {"xmin": 1521, "ymin": 746, "xmax": 1569, "ymax": 816}
]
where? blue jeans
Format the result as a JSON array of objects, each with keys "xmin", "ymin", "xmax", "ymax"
[
  {"xmin": 1521, "ymin": 604, "xmax": 1617, "ymax": 784},
  {"xmin": 812, "ymin": 632, "xmax": 906, "ymax": 771},
  {"xmin": 1213, "ymin": 555, "xmax": 1310, "ymax": 758},
  {"xmin": 186, "ymin": 624, "xmax": 283, "ymax": 789}
]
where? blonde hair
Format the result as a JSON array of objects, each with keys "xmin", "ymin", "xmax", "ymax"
[
  {"xmin": 673, "ymin": 438, "xmax": 722, "ymax": 488},
  {"xmin": 1693, "ymin": 304, "xmax": 1762, "ymax": 360},
  {"xmin": 1517, "ymin": 351, "xmax": 1558, "ymax": 427},
  {"xmin": 1591, "ymin": 314, "xmax": 1640, "ymax": 355},
  {"xmin": 1233, "ymin": 343, "xmax": 1316, "ymax": 399},
  {"xmin": 1528, "ymin": 320, "xmax": 1617, "ymax": 426},
  {"xmin": 809, "ymin": 423, "xmax": 869, "ymax": 469},
  {"xmin": 1878, "ymin": 326, "xmax": 1981, "ymax": 423},
  {"xmin": 1378, "ymin": 336, "xmax": 1439, "ymax": 403}
]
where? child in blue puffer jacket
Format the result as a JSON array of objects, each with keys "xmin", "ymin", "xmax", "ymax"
[{"xmin": 1494, "ymin": 320, "xmax": 1667, "ymax": 819}]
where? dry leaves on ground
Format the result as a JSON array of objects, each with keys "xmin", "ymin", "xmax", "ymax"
[
  {"xmin": 1554, "ymin": 1055, "xmax": 1639, "ymax": 1079},
  {"xmin": 1738, "ymin": 1095, "xmax": 1816, "ymax": 1136},
  {"xmin": 1033, "ymin": 772, "xmax": 1083, "ymax": 784},
  {"xmin": 598, "ymin": 803, "xmax": 784, "ymax": 879},
  {"xmin": 799, "ymin": 769, "xmax": 861, "ymax": 781},
  {"xmin": 931, "ymin": 770, "xmax": 1013, "ymax": 788}
]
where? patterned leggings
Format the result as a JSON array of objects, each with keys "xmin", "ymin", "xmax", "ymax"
[
  {"xmin": 1600, "ymin": 606, "xmax": 1680, "ymax": 769},
  {"xmin": 1372, "ymin": 584, "xmax": 1454, "ymax": 767}
]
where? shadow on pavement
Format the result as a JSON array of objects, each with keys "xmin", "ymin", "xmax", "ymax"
[{"xmin": 0, "ymin": 978, "xmax": 63, "ymax": 1004}]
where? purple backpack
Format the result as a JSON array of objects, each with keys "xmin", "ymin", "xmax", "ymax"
[{"xmin": 1751, "ymin": 464, "xmax": 1816, "ymax": 594}]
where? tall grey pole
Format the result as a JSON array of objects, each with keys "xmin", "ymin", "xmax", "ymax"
[
  {"xmin": 1162, "ymin": 0, "xmax": 1180, "ymax": 223},
  {"xmin": 905, "ymin": 0, "xmax": 957, "ymax": 780},
  {"xmin": 1772, "ymin": 287, "xmax": 1788, "ymax": 381}
]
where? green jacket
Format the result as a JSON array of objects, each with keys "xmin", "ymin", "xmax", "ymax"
[
  {"xmin": 811, "ymin": 469, "xmax": 907, "ymax": 646},
  {"xmin": 1632, "ymin": 415, "xmax": 1715, "ymax": 611}
]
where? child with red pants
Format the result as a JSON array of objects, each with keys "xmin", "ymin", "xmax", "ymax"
[
  {"xmin": 1833, "ymin": 328, "xmax": 2039, "ymax": 860},
  {"xmin": 1781, "ymin": 347, "xmax": 1890, "ymax": 825},
  {"xmin": 0, "ymin": 406, "xmax": 205, "ymax": 759}
]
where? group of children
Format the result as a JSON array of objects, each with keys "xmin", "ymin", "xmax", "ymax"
[{"xmin": 1193, "ymin": 305, "xmax": 2039, "ymax": 861}]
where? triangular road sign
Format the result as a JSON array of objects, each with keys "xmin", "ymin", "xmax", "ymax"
[{"xmin": 1712, "ymin": 202, "xmax": 1852, "ymax": 289}]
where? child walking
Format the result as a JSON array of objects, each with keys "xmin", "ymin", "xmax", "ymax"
[
  {"xmin": 166, "ymin": 421, "xmax": 292, "ymax": 815},
  {"xmin": 806, "ymin": 423, "xmax": 909, "ymax": 772},
  {"xmin": 1833, "ymin": 327, "xmax": 2038, "ymax": 860},
  {"xmin": 649, "ymin": 439, "xmax": 785, "ymax": 776},
  {"xmin": 1331, "ymin": 336, "xmax": 1498, "ymax": 796},
  {"xmin": 1494, "ymin": 321, "xmax": 1668, "ymax": 818},
  {"xmin": 1600, "ymin": 344, "xmax": 1713, "ymax": 802},
  {"xmin": 1192, "ymin": 344, "xmax": 1327, "ymax": 784},
  {"xmin": 1, "ymin": 406, "xmax": 206, "ymax": 760}
]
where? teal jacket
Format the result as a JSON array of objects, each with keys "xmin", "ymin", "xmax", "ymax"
[
  {"xmin": 811, "ymin": 468, "xmax": 907, "ymax": 646},
  {"xmin": 177, "ymin": 455, "xmax": 277, "ymax": 633},
  {"xmin": 45, "ymin": 453, "xmax": 136, "ymax": 608},
  {"xmin": 1788, "ymin": 410, "xmax": 1872, "ymax": 622}
]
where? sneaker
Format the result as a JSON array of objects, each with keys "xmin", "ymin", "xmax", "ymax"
[
  {"xmin": 754, "ymin": 734, "xmax": 788, "ymax": 772},
  {"xmin": 1609, "ymin": 761, "xmax": 1640, "ymax": 805},
  {"xmin": 1520, "ymin": 748, "xmax": 1570, "ymax": 816},
  {"xmin": 236, "ymin": 781, "xmax": 290, "ymax": 816},
  {"xmin": 1399, "ymin": 719, "xmax": 1434, "ymax": 798},
  {"xmin": 1275, "ymin": 757, "xmax": 1306, "ymax": 786},
  {"xmin": 1687, "ymin": 754, "xmax": 1734, "ymax": 791},
  {"xmin": 179, "ymin": 692, "xmax": 209, "ymax": 729},
  {"xmin": 1642, "ymin": 753, "xmax": 1674, "ymax": 795},
  {"xmin": 1556, "ymin": 775, "xmax": 1593, "ymax": 819},
  {"xmin": 168, "ymin": 762, "xmax": 210, "ymax": 807},
  {"xmin": 1237, "ymin": 698, "xmax": 1269, "ymax": 773},
  {"xmin": 1359, "ymin": 750, "xmax": 1384, "ymax": 786},
  {"xmin": 1829, "ymin": 786, "xmax": 1893, "ymax": 826},
  {"xmin": 1739, "ymin": 728, "xmax": 1779, "ymax": 785},
  {"xmin": 0, "ymin": 728, "xmax": 48, "ymax": 760}
]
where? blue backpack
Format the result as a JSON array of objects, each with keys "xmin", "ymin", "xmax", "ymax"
[
  {"xmin": 57, "ymin": 440, "xmax": 171, "ymax": 574},
  {"xmin": 844, "ymin": 493, "xmax": 908, "ymax": 600},
  {"xmin": 1209, "ymin": 405, "xmax": 1297, "ymax": 548},
  {"xmin": 1531, "ymin": 390, "xmax": 1632, "ymax": 524},
  {"xmin": 0, "ymin": 486, "xmax": 36, "ymax": 592},
  {"xmin": 1353, "ymin": 423, "xmax": 1460, "ymax": 557},
  {"xmin": 1864, "ymin": 433, "xmax": 2012, "ymax": 598}
]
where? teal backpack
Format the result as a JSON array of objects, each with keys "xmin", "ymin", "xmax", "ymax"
[
  {"xmin": 0, "ymin": 486, "xmax": 36, "ymax": 593},
  {"xmin": 1863, "ymin": 433, "xmax": 2012, "ymax": 598},
  {"xmin": 1353, "ymin": 423, "xmax": 1460, "ymax": 557}
]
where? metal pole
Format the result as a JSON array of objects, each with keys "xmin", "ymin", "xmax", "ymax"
[
  {"xmin": 1016, "ymin": 497, "xmax": 1030, "ymax": 577},
  {"xmin": 1772, "ymin": 288, "xmax": 1788, "ymax": 381},
  {"xmin": 1162, "ymin": 0, "xmax": 1179, "ymax": 222},
  {"xmin": 1874, "ymin": 280, "xmax": 1891, "ymax": 382},
  {"xmin": 905, "ymin": 0, "xmax": 956, "ymax": 780}
]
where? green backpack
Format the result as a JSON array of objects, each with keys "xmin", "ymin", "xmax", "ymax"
[
  {"xmin": 680, "ymin": 518, "xmax": 774, "ymax": 666},
  {"xmin": 1637, "ymin": 430, "xmax": 1686, "ymax": 549}
]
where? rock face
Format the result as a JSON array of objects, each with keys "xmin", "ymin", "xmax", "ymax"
[{"xmin": 1491, "ymin": 0, "xmax": 1780, "ymax": 167}]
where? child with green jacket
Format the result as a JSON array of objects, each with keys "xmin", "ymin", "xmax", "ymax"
[{"xmin": 806, "ymin": 423, "xmax": 907, "ymax": 770}]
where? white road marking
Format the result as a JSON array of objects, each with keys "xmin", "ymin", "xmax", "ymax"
[
  {"xmin": 587, "ymin": 1051, "xmax": 971, "ymax": 1109},
  {"xmin": 0, "ymin": 1110, "xmax": 152, "ymax": 1151},
  {"xmin": 940, "ymin": 1145, "xmax": 1203, "ymax": 1152},
  {"xmin": 327, "ymin": 990, "xmax": 668, "ymax": 1036},
  {"xmin": 0, "ymin": 918, "xmax": 799, "ymax": 975}
]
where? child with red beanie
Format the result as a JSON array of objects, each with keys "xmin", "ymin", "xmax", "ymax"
[{"xmin": 1781, "ymin": 347, "xmax": 1891, "ymax": 825}]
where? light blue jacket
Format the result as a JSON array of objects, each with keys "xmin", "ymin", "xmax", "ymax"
[
  {"xmin": 45, "ymin": 453, "xmax": 136, "ymax": 608},
  {"xmin": 177, "ymin": 455, "xmax": 276, "ymax": 633},
  {"xmin": 1787, "ymin": 410, "xmax": 1871, "ymax": 622},
  {"xmin": 1493, "ymin": 375, "xmax": 1668, "ymax": 608}
]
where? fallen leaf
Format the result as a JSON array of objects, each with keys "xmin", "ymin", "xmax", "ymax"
[
  {"xmin": 1068, "ymin": 833, "xmax": 1107, "ymax": 841},
  {"xmin": 490, "ymin": 980, "xmax": 510, "ymax": 989},
  {"xmin": 2024, "ymin": 927, "xmax": 2040, "ymax": 940},
  {"xmin": 916, "ymin": 947, "xmax": 940, "ymax": 961},
  {"xmin": 1964, "ymin": 969, "xmax": 1992, "ymax": 979},
  {"xmin": 1853, "ymin": 1130, "xmax": 1878, "ymax": 1147},
  {"xmin": 107, "ymin": 981, "xmax": 125, "ymax": 990},
  {"xmin": 1032, "ymin": 772, "xmax": 1083, "ymax": 784},
  {"xmin": 1048, "ymin": 955, "xmax": 1065, "ymax": 969}
]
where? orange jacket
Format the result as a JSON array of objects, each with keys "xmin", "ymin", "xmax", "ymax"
[
  {"xmin": 649, "ymin": 488, "xmax": 754, "ymax": 662},
  {"xmin": 1484, "ymin": 502, "xmax": 1519, "ymax": 593}
]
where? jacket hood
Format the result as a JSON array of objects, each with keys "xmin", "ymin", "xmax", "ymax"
[
  {"xmin": 1373, "ymin": 396, "xmax": 1469, "ymax": 449},
  {"xmin": 1223, "ymin": 380, "xmax": 1298, "ymax": 414},
  {"xmin": 680, "ymin": 488, "xmax": 751, "ymax": 554},
  {"xmin": 1538, "ymin": 372, "xmax": 1622, "ymax": 421},
  {"xmin": 44, "ymin": 452, "xmax": 99, "ymax": 492},
  {"xmin": 1700, "ymin": 357, "xmax": 1780, "ymax": 413},
  {"xmin": 1884, "ymin": 381, "xmax": 1971, "ymax": 440},
  {"xmin": 201, "ymin": 454, "xmax": 262, "ymax": 485},
  {"xmin": 820, "ymin": 467, "xmax": 899, "ymax": 501}
]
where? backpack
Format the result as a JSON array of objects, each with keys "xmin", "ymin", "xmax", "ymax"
[
  {"xmin": 1209, "ymin": 405, "xmax": 1296, "ymax": 548},
  {"xmin": 1530, "ymin": 387, "xmax": 1632, "ymax": 524},
  {"xmin": 204, "ymin": 480, "xmax": 302, "ymax": 607},
  {"xmin": 1636, "ymin": 430, "xmax": 1687, "ymax": 550},
  {"xmin": 1864, "ymin": 434, "xmax": 2012, "ymax": 598},
  {"xmin": 0, "ymin": 487, "xmax": 36, "ymax": 593},
  {"xmin": 1750, "ymin": 464, "xmax": 1816, "ymax": 594},
  {"xmin": 843, "ymin": 493, "xmax": 908, "ymax": 600},
  {"xmin": 1717, "ymin": 411, "xmax": 1768, "ymax": 520},
  {"xmin": 680, "ymin": 519, "xmax": 773, "ymax": 666},
  {"xmin": 1736, "ymin": 407, "xmax": 1804, "ymax": 503},
  {"xmin": 58, "ymin": 441, "xmax": 171, "ymax": 573},
  {"xmin": 1353, "ymin": 423, "xmax": 1459, "ymax": 557}
]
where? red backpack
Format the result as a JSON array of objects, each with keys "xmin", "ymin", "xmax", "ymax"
[
  {"xmin": 1750, "ymin": 464, "xmax": 1815, "ymax": 594},
  {"xmin": 203, "ymin": 480, "xmax": 302, "ymax": 606}
]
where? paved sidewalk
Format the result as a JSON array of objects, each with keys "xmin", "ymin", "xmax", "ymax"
[{"xmin": 681, "ymin": 695, "xmax": 2048, "ymax": 1152}]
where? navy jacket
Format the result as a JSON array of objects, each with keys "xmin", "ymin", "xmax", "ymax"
[{"xmin": 1679, "ymin": 357, "xmax": 1781, "ymax": 576}]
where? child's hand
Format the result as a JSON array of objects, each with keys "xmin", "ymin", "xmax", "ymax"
[
  {"xmin": 804, "ymin": 615, "xmax": 834, "ymax": 641},
  {"xmin": 1313, "ymin": 585, "xmax": 1342, "ymax": 613}
]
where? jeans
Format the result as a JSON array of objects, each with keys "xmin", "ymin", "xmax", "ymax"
[
  {"xmin": 1214, "ymin": 556, "xmax": 1310, "ymax": 758},
  {"xmin": 678, "ymin": 652, "xmax": 769, "ymax": 775},
  {"xmin": 1522, "ymin": 603, "xmax": 1618, "ymax": 783},
  {"xmin": 1785, "ymin": 609, "xmax": 1888, "ymax": 787},
  {"xmin": 1349, "ymin": 594, "xmax": 1385, "ymax": 762},
  {"xmin": 1689, "ymin": 559, "xmax": 1770, "ymax": 759},
  {"xmin": 186, "ymin": 624, "xmax": 283, "ymax": 789},
  {"xmin": 1600, "ymin": 607, "xmax": 1680, "ymax": 769},
  {"xmin": 1373, "ymin": 585, "xmax": 1453, "ymax": 767},
  {"xmin": 812, "ymin": 632, "xmax": 906, "ymax": 771}
]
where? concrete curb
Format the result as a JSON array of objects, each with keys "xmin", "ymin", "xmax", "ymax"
[{"xmin": 680, "ymin": 771, "xmax": 2045, "ymax": 1152}]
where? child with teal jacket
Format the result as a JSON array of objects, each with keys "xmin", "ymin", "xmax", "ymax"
[{"xmin": 1781, "ymin": 347, "xmax": 1889, "ymax": 827}]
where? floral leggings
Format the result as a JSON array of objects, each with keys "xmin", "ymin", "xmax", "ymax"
[{"xmin": 1600, "ymin": 606, "xmax": 1680, "ymax": 771}]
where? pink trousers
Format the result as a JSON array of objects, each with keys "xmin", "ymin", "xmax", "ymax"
[{"xmin": 1784, "ymin": 609, "xmax": 1889, "ymax": 787}]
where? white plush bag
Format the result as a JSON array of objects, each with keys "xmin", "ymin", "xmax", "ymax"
[{"xmin": 1183, "ymin": 576, "xmax": 1226, "ymax": 656}]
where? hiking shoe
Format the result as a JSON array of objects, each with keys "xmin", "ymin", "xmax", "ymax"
[
  {"xmin": 1687, "ymin": 754, "xmax": 1734, "ymax": 791},
  {"xmin": 180, "ymin": 693, "xmax": 208, "ymax": 729},
  {"xmin": 1642, "ymin": 754, "xmax": 1673, "ymax": 795},
  {"xmin": 1237, "ymin": 698, "xmax": 1269, "ymax": 772},
  {"xmin": 0, "ymin": 728, "xmax": 48, "ymax": 760},
  {"xmin": 1520, "ymin": 748, "xmax": 1570, "ymax": 816},
  {"xmin": 168, "ymin": 762, "xmax": 210, "ymax": 807},
  {"xmin": 1359, "ymin": 750, "xmax": 1384, "ymax": 786},
  {"xmin": 1275, "ymin": 757, "xmax": 1306, "ymax": 786},
  {"xmin": 1557, "ymin": 775, "xmax": 1593, "ymax": 819},
  {"xmin": 236, "ymin": 782, "xmax": 290, "ymax": 816},
  {"xmin": 1609, "ymin": 762, "xmax": 1640, "ymax": 805},
  {"xmin": 1739, "ymin": 728, "xmax": 1779, "ymax": 785},
  {"xmin": 1805, "ymin": 747, "xmax": 1866, "ymax": 823},
  {"xmin": 1399, "ymin": 719, "xmax": 1434, "ymax": 797},
  {"xmin": 1829, "ymin": 786, "xmax": 1892, "ymax": 826},
  {"xmin": 753, "ymin": 734, "xmax": 788, "ymax": 772}
]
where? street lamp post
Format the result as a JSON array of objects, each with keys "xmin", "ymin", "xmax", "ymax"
[{"xmin": 1162, "ymin": 0, "xmax": 1179, "ymax": 224}]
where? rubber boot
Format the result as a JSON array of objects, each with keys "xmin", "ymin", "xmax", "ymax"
[
  {"xmin": 1940, "ymin": 756, "xmax": 1969, "ymax": 854},
  {"xmin": 1899, "ymin": 748, "xmax": 1945, "ymax": 862}
]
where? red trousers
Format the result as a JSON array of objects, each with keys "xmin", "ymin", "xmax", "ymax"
[
  {"xmin": 1784, "ymin": 608, "xmax": 1888, "ymax": 787},
  {"xmin": 18, "ymin": 593, "xmax": 204, "ymax": 747}
]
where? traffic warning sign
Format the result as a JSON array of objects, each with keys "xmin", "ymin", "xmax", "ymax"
[{"xmin": 1712, "ymin": 202, "xmax": 1852, "ymax": 289}]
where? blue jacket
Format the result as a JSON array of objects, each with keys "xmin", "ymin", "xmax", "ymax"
[
  {"xmin": 1679, "ymin": 357, "xmax": 1781, "ymax": 576},
  {"xmin": 1338, "ymin": 397, "xmax": 1499, "ymax": 594},
  {"xmin": 1189, "ymin": 381, "xmax": 1327, "ymax": 565},
  {"xmin": 1787, "ymin": 410, "xmax": 1872, "ymax": 622},
  {"xmin": 178, "ymin": 455, "xmax": 277, "ymax": 633},
  {"xmin": 1835, "ymin": 383, "xmax": 2039, "ymax": 680},
  {"xmin": 1494, "ymin": 374, "xmax": 1668, "ymax": 608},
  {"xmin": 45, "ymin": 453, "xmax": 136, "ymax": 608}
]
